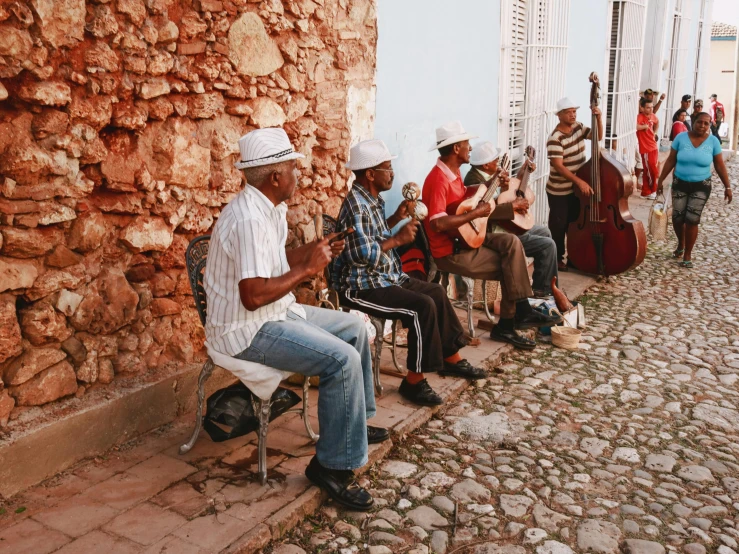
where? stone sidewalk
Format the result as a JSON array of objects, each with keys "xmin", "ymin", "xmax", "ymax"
[
  {"xmin": 0, "ymin": 306, "xmax": 526, "ymax": 554},
  {"xmin": 278, "ymin": 161, "xmax": 739, "ymax": 554}
]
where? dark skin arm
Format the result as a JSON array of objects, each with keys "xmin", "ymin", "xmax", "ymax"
[
  {"xmin": 713, "ymin": 154, "xmax": 733, "ymax": 203},
  {"xmin": 656, "ymin": 149, "xmax": 677, "ymax": 194},
  {"xmin": 430, "ymin": 202, "xmax": 492, "ymax": 233},
  {"xmin": 240, "ymin": 238, "xmax": 334, "ymax": 311},
  {"xmin": 551, "ymin": 157, "xmax": 593, "ymax": 197}
]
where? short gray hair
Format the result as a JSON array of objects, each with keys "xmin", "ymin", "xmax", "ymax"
[{"xmin": 242, "ymin": 161, "xmax": 292, "ymax": 187}]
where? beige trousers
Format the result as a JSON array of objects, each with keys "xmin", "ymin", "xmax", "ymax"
[{"xmin": 434, "ymin": 233, "xmax": 532, "ymax": 318}]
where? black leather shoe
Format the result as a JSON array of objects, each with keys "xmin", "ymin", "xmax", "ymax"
[
  {"xmin": 367, "ymin": 426, "xmax": 390, "ymax": 444},
  {"xmin": 305, "ymin": 456, "xmax": 373, "ymax": 511},
  {"xmin": 440, "ymin": 359, "xmax": 487, "ymax": 379},
  {"xmin": 515, "ymin": 310, "xmax": 563, "ymax": 330},
  {"xmin": 490, "ymin": 327, "xmax": 536, "ymax": 350},
  {"xmin": 399, "ymin": 378, "xmax": 443, "ymax": 406}
]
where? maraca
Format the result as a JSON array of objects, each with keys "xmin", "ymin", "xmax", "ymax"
[
  {"xmin": 402, "ymin": 182, "xmax": 428, "ymax": 221},
  {"xmin": 402, "ymin": 182, "xmax": 421, "ymax": 201}
]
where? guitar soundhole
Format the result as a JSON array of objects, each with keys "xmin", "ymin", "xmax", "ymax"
[{"xmin": 608, "ymin": 205, "xmax": 625, "ymax": 230}]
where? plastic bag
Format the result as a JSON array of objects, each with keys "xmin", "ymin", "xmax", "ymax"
[
  {"xmin": 203, "ymin": 382, "xmax": 300, "ymax": 442},
  {"xmin": 648, "ymin": 194, "xmax": 671, "ymax": 241}
]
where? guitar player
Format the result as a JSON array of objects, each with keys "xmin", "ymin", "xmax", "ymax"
[
  {"xmin": 464, "ymin": 141, "xmax": 559, "ymax": 298},
  {"xmin": 422, "ymin": 122, "xmax": 561, "ymax": 351}
]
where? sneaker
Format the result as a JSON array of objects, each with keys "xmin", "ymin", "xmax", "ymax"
[
  {"xmin": 439, "ymin": 359, "xmax": 487, "ymax": 379},
  {"xmin": 398, "ymin": 378, "xmax": 443, "ymax": 406}
]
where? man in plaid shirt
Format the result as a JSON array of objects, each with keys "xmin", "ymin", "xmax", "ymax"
[{"xmin": 332, "ymin": 140, "xmax": 486, "ymax": 407}]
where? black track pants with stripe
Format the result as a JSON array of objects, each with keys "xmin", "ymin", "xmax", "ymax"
[{"xmin": 340, "ymin": 277, "xmax": 466, "ymax": 374}]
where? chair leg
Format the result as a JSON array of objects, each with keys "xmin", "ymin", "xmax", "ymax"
[
  {"xmin": 179, "ymin": 357, "xmax": 215, "ymax": 455},
  {"xmin": 253, "ymin": 396, "xmax": 272, "ymax": 486},
  {"xmin": 390, "ymin": 320, "xmax": 403, "ymax": 374},
  {"xmin": 370, "ymin": 316, "xmax": 385, "ymax": 397},
  {"xmin": 482, "ymin": 280, "xmax": 495, "ymax": 322},
  {"xmin": 462, "ymin": 276, "xmax": 476, "ymax": 338},
  {"xmin": 302, "ymin": 377, "xmax": 319, "ymax": 442}
]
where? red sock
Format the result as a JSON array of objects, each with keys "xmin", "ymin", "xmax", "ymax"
[
  {"xmin": 444, "ymin": 352, "xmax": 462, "ymax": 364},
  {"xmin": 405, "ymin": 372, "xmax": 425, "ymax": 385}
]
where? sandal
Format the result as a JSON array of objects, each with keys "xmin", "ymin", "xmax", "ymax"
[
  {"xmin": 679, "ymin": 260, "xmax": 693, "ymax": 268},
  {"xmin": 672, "ymin": 248, "xmax": 685, "ymax": 258}
]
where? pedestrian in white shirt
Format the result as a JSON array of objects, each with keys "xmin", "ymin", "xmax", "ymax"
[{"xmin": 203, "ymin": 128, "xmax": 387, "ymax": 510}]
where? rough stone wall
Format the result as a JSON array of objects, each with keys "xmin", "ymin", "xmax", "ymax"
[{"xmin": 0, "ymin": 0, "xmax": 377, "ymax": 423}]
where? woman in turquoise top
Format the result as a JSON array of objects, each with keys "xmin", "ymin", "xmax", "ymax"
[{"xmin": 657, "ymin": 112, "xmax": 732, "ymax": 268}]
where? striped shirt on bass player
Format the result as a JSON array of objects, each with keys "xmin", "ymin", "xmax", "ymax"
[{"xmin": 546, "ymin": 122, "xmax": 592, "ymax": 196}]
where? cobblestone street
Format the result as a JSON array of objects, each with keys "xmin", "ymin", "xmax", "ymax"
[{"xmin": 275, "ymin": 161, "xmax": 739, "ymax": 554}]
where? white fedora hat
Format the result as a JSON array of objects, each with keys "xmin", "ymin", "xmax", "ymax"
[
  {"xmin": 469, "ymin": 141, "xmax": 500, "ymax": 166},
  {"xmin": 346, "ymin": 139, "xmax": 398, "ymax": 171},
  {"xmin": 234, "ymin": 128, "xmax": 305, "ymax": 170},
  {"xmin": 429, "ymin": 121, "xmax": 478, "ymax": 151},
  {"xmin": 556, "ymin": 97, "xmax": 580, "ymax": 114}
]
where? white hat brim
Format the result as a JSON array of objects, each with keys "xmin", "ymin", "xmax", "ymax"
[
  {"xmin": 429, "ymin": 133, "xmax": 478, "ymax": 152},
  {"xmin": 234, "ymin": 151, "xmax": 305, "ymax": 170},
  {"xmin": 470, "ymin": 153, "xmax": 500, "ymax": 166},
  {"xmin": 345, "ymin": 154, "xmax": 398, "ymax": 171},
  {"xmin": 556, "ymin": 105, "xmax": 580, "ymax": 114}
]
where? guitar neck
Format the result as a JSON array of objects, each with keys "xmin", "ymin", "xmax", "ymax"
[{"xmin": 480, "ymin": 172, "xmax": 501, "ymax": 203}]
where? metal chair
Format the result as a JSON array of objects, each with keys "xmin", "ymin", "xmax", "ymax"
[
  {"xmin": 319, "ymin": 215, "xmax": 404, "ymax": 396},
  {"xmin": 179, "ymin": 235, "xmax": 318, "ymax": 485},
  {"xmin": 437, "ymin": 273, "xmax": 495, "ymax": 338}
]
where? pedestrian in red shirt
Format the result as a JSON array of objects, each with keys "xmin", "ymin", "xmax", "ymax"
[
  {"xmin": 709, "ymin": 94, "xmax": 725, "ymax": 141},
  {"xmin": 636, "ymin": 98, "xmax": 659, "ymax": 199}
]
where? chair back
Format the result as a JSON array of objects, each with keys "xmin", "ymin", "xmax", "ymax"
[
  {"xmin": 185, "ymin": 235, "xmax": 211, "ymax": 326},
  {"xmin": 321, "ymin": 214, "xmax": 338, "ymax": 236}
]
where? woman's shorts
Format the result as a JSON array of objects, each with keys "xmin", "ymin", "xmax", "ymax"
[{"xmin": 672, "ymin": 178, "xmax": 712, "ymax": 225}]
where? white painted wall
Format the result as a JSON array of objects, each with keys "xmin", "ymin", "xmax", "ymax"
[
  {"xmin": 373, "ymin": 0, "xmax": 501, "ymax": 215},
  {"xmin": 564, "ymin": 0, "xmax": 609, "ymax": 124}
]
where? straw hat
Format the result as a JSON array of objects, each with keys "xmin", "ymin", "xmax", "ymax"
[
  {"xmin": 429, "ymin": 121, "xmax": 478, "ymax": 151},
  {"xmin": 345, "ymin": 139, "xmax": 398, "ymax": 170},
  {"xmin": 234, "ymin": 128, "xmax": 305, "ymax": 170}
]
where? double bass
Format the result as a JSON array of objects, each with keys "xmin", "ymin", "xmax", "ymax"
[{"xmin": 566, "ymin": 72, "xmax": 647, "ymax": 276}]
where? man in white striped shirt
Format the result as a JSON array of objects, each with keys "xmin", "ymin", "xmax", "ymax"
[{"xmin": 203, "ymin": 128, "xmax": 385, "ymax": 511}]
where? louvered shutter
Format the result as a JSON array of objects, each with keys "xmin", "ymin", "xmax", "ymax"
[
  {"xmin": 602, "ymin": 0, "xmax": 648, "ymax": 169},
  {"xmin": 498, "ymin": 0, "xmax": 570, "ymax": 225}
]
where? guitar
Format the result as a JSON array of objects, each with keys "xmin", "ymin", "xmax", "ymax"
[
  {"xmin": 498, "ymin": 145, "xmax": 536, "ymax": 235},
  {"xmin": 446, "ymin": 154, "xmax": 511, "ymax": 249}
]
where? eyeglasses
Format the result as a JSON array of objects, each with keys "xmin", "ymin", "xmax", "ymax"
[{"xmin": 372, "ymin": 168, "xmax": 394, "ymax": 173}]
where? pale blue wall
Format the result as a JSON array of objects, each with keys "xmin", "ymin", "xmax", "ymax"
[
  {"xmin": 373, "ymin": 0, "xmax": 501, "ymax": 215},
  {"xmin": 564, "ymin": 0, "xmax": 609, "ymax": 130}
]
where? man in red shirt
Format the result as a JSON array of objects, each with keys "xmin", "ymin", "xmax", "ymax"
[
  {"xmin": 422, "ymin": 122, "xmax": 561, "ymax": 350},
  {"xmin": 710, "ymin": 94, "xmax": 725, "ymax": 140},
  {"xmin": 636, "ymin": 98, "xmax": 659, "ymax": 199}
]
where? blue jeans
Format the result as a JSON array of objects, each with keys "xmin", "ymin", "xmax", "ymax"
[
  {"xmin": 236, "ymin": 305, "xmax": 375, "ymax": 470},
  {"xmin": 518, "ymin": 225, "xmax": 558, "ymax": 294}
]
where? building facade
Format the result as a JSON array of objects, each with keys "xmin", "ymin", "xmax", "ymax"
[
  {"xmin": 374, "ymin": 0, "xmax": 713, "ymax": 221},
  {"xmin": 707, "ymin": 21, "xmax": 738, "ymax": 149}
]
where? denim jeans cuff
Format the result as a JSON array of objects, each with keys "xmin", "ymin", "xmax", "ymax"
[
  {"xmin": 319, "ymin": 454, "xmax": 368, "ymax": 471},
  {"xmin": 366, "ymin": 410, "xmax": 376, "ymax": 420}
]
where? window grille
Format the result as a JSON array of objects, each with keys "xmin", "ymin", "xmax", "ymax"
[
  {"xmin": 692, "ymin": 0, "xmax": 709, "ymax": 101},
  {"xmin": 498, "ymin": 0, "xmax": 570, "ymax": 226},
  {"xmin": 603, "ymin": 0, "xmax": 648, "ymax": 169},
  {"xmin": 663, "ymin": 0, "xmax": 691, "ymax": 138}
]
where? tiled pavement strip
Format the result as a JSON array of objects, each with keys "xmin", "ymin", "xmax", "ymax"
[{"xmin": 0, "ymin": 304, "xmax": 534, "ymax": 554}]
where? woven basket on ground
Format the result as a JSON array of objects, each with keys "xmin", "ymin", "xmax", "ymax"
[{"xmin": 551, "ymin": 325, "xmax": 582, "ymax": 350}]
